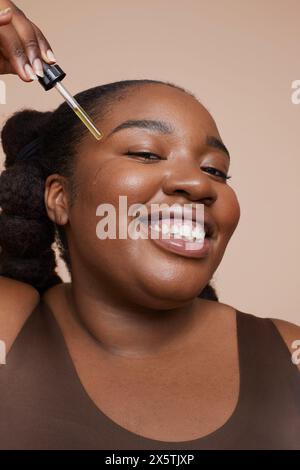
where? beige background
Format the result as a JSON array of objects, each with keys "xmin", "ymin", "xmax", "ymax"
[{"xmin": 0, "ymin": 0, "xmax": 299, "ymax": 324}]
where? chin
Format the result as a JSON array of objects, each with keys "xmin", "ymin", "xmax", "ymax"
[{"xmin": 136, "ymin": 275, "xmax": 210, "ymax": 309}]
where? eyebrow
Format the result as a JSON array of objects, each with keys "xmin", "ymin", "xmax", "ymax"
[{"xmin": 106, "ymin": 119, "xmax": 230, "ymax": 159}]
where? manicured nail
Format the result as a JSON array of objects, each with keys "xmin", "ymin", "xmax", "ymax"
[
  {"xmin": 24, "ymin": 63, "xmax": 38, "ymax": 81},
  {"xmin": 32, "ymin": 58, "xmax": 44, "ymax": 77},
  {"xmin": 0, "ymin": 7, "xmax": 12, "ymax": 15},
  {"xmin": 46, "ymin": 49, "xmax": 56, "ymax": 63}
]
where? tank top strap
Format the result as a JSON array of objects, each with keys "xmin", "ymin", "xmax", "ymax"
[
  {"xmin": 235, "ymin": 310, "xmax": 300, "ymax": 427},
  {"xmin": 1, "ymin": 299, "xmax": 75, "ymax": 387},
  {"xmin": 1, "ymin": 302, "xmax": 300, "ymax": 449}
]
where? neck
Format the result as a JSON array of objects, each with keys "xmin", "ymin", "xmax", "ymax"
[{"xmin": 57, "ymin": 280, "xmax": 209, "ymax": 359}]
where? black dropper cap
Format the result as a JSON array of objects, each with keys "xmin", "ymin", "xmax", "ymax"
[
  {"xmin": 35, "ymin": 60, "xmax": 103, "ymax": 140},
  {"xmin": 37, "ymin": 61, "xmax": 66, "ymax": 91}
]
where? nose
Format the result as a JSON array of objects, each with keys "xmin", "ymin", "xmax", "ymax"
[{"xmin": 161, "ymin": 159, "xmax": 218, "ymax": 206}]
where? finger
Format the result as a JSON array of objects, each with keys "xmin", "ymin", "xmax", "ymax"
[
  {"xmin": 0, "ymin": 7, "xmax": 12, "ymax": 26},
  {"xmin": 0, "ymin": 24, "xmax": 35, "ymax": 82},
  {"xmin": 31, "ymin": 21, "xmax": 56, "ymax": 64},
  {"xmin": 0, "ymin": 55, "xmax": 15, "ymax": 74},
  {"xmin": 10, "ymin": 8, "xmax": 44, "ymax": 77}
]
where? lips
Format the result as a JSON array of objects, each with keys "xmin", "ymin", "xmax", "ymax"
[
  {"xmin": 141, "ymin": 205, "xmax": 217, "ymax": 239},
  {"xmin": 134, "ymin": 204, "xmax": 217, "ymax": 259}
]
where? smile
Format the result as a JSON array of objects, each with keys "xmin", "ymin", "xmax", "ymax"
[{"xmin": 138, "ymin": 217, "xmax": 213, "ymax": 259}]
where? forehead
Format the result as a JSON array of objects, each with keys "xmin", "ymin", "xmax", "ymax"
[{"xmin": 99, "ymin": 84, "xmax": 220, "ymax": 141}]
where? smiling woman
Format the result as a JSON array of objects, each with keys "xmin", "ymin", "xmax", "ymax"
[{"xmin": 0, "ymin": 79, "xmax": 300, "ymax": 450}]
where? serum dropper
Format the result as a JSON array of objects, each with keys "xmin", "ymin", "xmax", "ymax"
[{"xmin": 36, "ymin": 61, "xmax": 103, "ymax": 141}]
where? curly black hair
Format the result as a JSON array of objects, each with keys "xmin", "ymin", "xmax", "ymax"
[{"xmin": 0, "ymin": 79, "xmax": 219, "ymax": 301}]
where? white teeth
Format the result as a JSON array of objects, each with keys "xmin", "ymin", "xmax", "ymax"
[
  {"xmin": 150, "ymin": 221, "xmax": 205, "ymax": 242},
  {"xmin": 171, "ymin": 225, "xmax": 180, "ymax": 234},
  {"xmin": 181, "ymin": 225, "xmax": 192, "ymax": 237},
  {"xmin": 161, "ymin": 223, "xmax": 169, "ymax": 234},
  {"xmin": 192, "ymin": 226, "xmax": 205, "ymax": 238}
]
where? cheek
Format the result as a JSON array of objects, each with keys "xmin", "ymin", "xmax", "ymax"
[
  {"xmin": 215, "ymin": 186, "xmax": 241, "ymax": 245},
  {"xmin": 67, "ymin": 161, "xmax": 157, "ymax": 265},
  {"xmin": 202, "ymin": 187, "xmax": 240, "ymax": 276},
  {"xmin": 81, "ymin": 162, "xmax": 160, "ymax": 249},
  {"xmin": 84, "ymin": 160, "xmax": 155, "ymax": 209}
]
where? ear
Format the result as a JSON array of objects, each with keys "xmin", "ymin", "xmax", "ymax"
[{"xmin": 44, "ymin": 174, "xmax": 70, "ymax": 226}]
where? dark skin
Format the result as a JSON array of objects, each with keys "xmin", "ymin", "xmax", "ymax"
[
  {"xmin": 1, "ymin": 1, "xmax": 300, "ymax": 443},
  {"xmin": 43, "ymin": 84, "xmax": 243, "ymax": 441},
  {"xmin": 0, "ymin": 0, "xmax": 56, "ymax": 80},
  {"xmin": 0, "ymin": 0, "xmax": 52, "ymax": 354},
  {"xmin": 45, "ymin": 83, "xmax": 241, "ymax": 358},
  {"xmin": 0, "ymin": 276, "xmax": 39, "ymax": 354},
  {"xmin": 41, "ymin": 84, "xmax": 300, "ymax": 441}
]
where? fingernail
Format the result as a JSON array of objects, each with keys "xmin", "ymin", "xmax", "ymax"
[
  {"xmin": 24, "ymin": 63, "xmax": 38, "ymax": 81},
  {"xmin": 0, "ymin": 7, "xmax": 12, "ymax": 15},
  {"xmin": 46, "ymin": 49, "xmax": 56, "ymax": 63},
  {"xmin": 32, "ymin": 58, "xmax": 44, "ymax": 77}
]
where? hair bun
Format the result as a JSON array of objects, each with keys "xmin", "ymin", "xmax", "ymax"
[
  {"xmin": 1, "ymin": 109, "xmax": 52, "ymax": 168},
  {"xmin": 0, "ymin": 162, "xmax": 47, "ymax": 219},
  {"xmin": 0, "ymin": 247, "xmax": 60, "ymax": 292},
  {"xmin": 0, "ymin": 214, "xmax": 55, "ymax": 257}
]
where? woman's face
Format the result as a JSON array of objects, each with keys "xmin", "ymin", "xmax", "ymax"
[{"xmin": 48, "ymin": 83, "xmax": 240, "ymax": 309}]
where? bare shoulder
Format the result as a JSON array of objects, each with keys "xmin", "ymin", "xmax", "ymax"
[
  {"xmin": 197, "ymin": 298, "xmax": 239, "ymax": 322},
  {"xmin": 222, "ymin": 301, "xmax": 300, "ymax": 374},
  {"xmin": 193, "ymin": 298, "xmax": 238, "ymax": 337},
  {"xmin": 199, "ymin": 299, "xmax": 300, "ymax": 373},
  {"xmin": 269, "ymin": 316, "xmax": 300, "ymax": 372},
  {"xmin": 0, "ymin": 276, "xmax": 40, "ymax": 355}
]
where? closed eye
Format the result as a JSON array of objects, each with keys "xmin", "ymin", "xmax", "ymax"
[
  {"xmin": 124, "ymin": 151, "xmax": 161, "ymax": 162},
  {"xmin": 124, "ymin": 152, "xmax": 232, "ymax": 181},
  {"xmin": 201, "ymin": 167, "xmax": 232, "ymax": 181}
]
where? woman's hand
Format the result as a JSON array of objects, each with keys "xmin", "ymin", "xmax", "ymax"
[{"xmin": 0, "ymin": 0, "xmax": 56, "ymax": 82}]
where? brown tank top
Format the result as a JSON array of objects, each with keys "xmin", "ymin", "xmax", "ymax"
[{"xmin": 0, "ymin": 299, "xmax": 300, "ymax": 450}]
